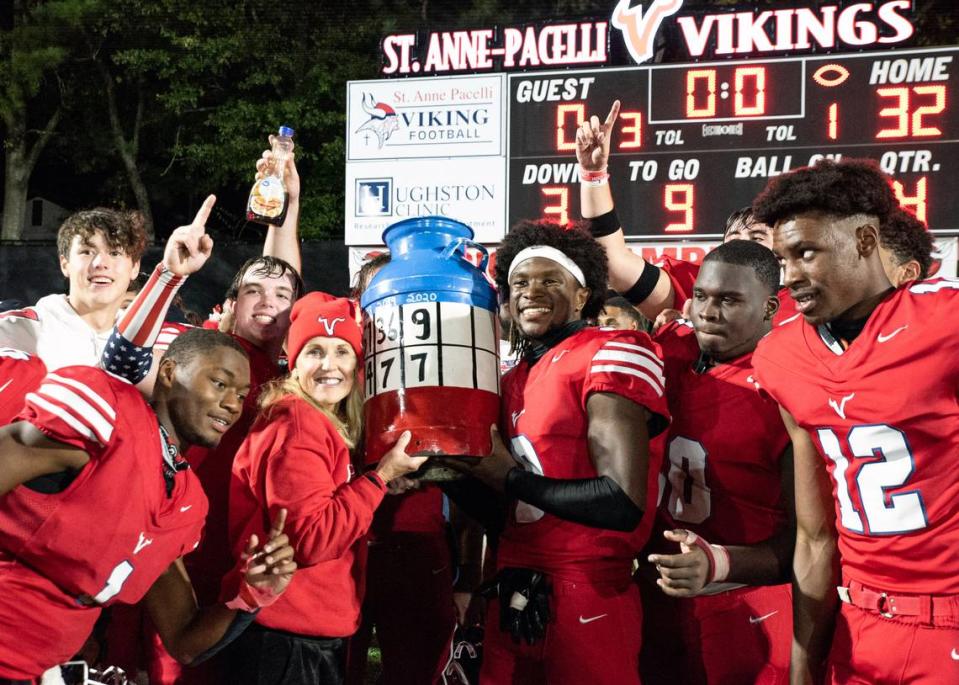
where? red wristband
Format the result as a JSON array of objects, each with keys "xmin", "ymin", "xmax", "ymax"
[
  {"xmin": 580, "ymin": 167, "xmax": 610, "ymax": 183},
  {"xmin": 225, "ymin": 581, "xmax": 279, "ymax": 612}
]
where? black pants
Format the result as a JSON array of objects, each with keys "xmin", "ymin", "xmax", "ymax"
[{"xmin": 227, "ymin": 622, "xmax": 346, "ymax": 685}]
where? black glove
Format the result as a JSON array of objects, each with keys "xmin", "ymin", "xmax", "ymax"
[{"xmin": 479, "ymin": 567, "xmax": 551, "ymax": 645}]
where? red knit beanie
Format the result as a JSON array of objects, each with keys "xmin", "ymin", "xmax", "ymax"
[{"xmin": 286, "ymin": 292, "xmax": 362, "ymax": 367}]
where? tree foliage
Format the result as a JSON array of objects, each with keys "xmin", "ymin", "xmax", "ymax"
[{"xmin": 3, "ymin": 0, "xmax": 958, "ymax": 242}]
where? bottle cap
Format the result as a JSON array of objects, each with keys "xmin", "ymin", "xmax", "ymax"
[{"xmin": 278, "ymin": 125, "xmax": 295, "ymax": 137}]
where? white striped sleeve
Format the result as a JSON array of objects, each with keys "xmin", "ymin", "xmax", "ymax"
[
  {"xmin": 589, "ymin": 340, "xmax": 665, "ymax": 398},
  {"xmin": 25, "ymin": 371, "xmax": 117, "ymax": 447}
]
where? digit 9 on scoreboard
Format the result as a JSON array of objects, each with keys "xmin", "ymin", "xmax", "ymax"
[{"xmin": 648, "ymin": 60, "xmax": 804, "ymax": 123}]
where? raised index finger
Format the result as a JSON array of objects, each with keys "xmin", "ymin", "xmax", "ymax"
[
  {"xmin": 191, "ymin": 194, "xmax": 217, "ymax": 229},
  {"xmin": 604, "ymin": 100, "xmax": 621, "ymax": 129},
  {"xmin": 269, "ymin": 507, "xmax": 288, "ymax": 539}
]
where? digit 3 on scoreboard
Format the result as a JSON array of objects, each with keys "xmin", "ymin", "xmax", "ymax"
[{"xmin": 365, "ymin": 298, "xmax": 499, "ymax": 398}]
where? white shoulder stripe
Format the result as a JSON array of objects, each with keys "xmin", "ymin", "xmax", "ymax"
[
  {"xmin": 47, "ymin": 373, "xmax": 117, "ymax": 420},
  {"xmin": 590, "ymin": 364, "xmax": 664, "ymax": 397},
  {"xmin": 36, "ymin": 383, "xmax": 114, "ymax": 444},
  {"xmin": 592, "ymin": 350, "xmax": 666, "ymax": 386},
  {"xmin": 602, "ymin": 341, "xmax": 663, "ymax": 366},
  {"xmin": 26, "ymin": 392, "xmax": 101, "ymax": 445}
]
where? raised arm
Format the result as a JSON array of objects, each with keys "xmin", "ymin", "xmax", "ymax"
[
  {"xmin": 575, "ymin": 100, "xmax": 677, "ymax": 318},
  {"xmin": 101, "ymin": 196, "xmax": 216, "ymax": 389},
  {"xmin": 782, "ymin": 408, "xmax": 838, "ymax": 685},
  {"xmin": 258, "ymin": 136, "xmax": 302, "ymax": 274}
]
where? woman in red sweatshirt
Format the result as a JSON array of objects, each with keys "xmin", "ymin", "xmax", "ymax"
[{"xmin": 225, "ymin": 292, "xmax": 427, "ymax": 684}]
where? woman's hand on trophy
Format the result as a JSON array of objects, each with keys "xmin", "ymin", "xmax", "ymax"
[{"xmin": 375, "ymin": 431, "xmax": 429, "ymax": 483}]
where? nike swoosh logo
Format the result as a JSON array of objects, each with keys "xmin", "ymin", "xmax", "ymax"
[
  {"xmin": 578, "ymin": 613, "xmax": 608, "ymax": 624},
  {"xmin": 551, "ymin": 350, "xmax": 569, "ymax": 363},
  {"xmin": 877, "ymin": 325, "xmax": 908, "ymax": 343},
  {"xmin": 952, "ymin": 648, "xmax": 959, "ymax": 661},
  {"xmin": 749, "ymin": 610, "xmax": 778, "ymax": 624},
  {"xmin": 0, "ymin": 380, "xmax": 11, "ymax": 393},
  {"xmin": 180, "ymin": 505, "xmax": 192, "ymax": 512},
  {"xmin": 430, "ymin": 565, "xmax": 448, "ymax": 575}
]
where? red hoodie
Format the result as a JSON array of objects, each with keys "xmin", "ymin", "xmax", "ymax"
[{"xmin": 228, "ymin": 394, "xmax": 386, "ymax": 637}]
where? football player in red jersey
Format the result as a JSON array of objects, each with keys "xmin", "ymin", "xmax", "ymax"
[
  {"xmin": 749, "ymin": 158, "xmax": 952, "ymax": 685},
  {"xmin": 0, "ymin": 328, "xmax": 297, "ymax": 682},
  {"xmin": 640, "ymin": 239, "xmax": 793, "ymax": 685},
  {"xmin": 446, "ymin": 221, "xmax": 670, "ymax": 684},
  {"xmin": 574, "ymin": 101, "xmax": 775, "ymax": 321},
  {"xmin": 99, "ymin": 182, "xmax": 303, "ymax": 683}
]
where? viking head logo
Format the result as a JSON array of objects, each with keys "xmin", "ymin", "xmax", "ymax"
[
  {"xmin": 355, "ymin": 93, "xmax": 400, "ymax": 148},
  {"xmin": 612, "ymin": 0, "xmax": 684, "ymax": 65}
]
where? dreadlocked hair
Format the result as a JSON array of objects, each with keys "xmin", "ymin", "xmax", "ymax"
[
  {"xmin": 495, "ymin": 219, "xmax": 608, "ymax": 358},
  {"xmin": 752, "ymin": 158, "xmax": 899, "ymax": 227}
]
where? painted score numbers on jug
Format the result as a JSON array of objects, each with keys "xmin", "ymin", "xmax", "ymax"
[{"xmin": 364, "ymin": 297, "xmax": 500, "ymax": 399}]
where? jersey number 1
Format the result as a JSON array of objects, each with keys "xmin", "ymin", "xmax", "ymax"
[{"xmin": 817, "ymin": 425, "xmax": 928, "ymax": 535}]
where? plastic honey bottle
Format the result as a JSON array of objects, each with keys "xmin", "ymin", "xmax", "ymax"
[{"xmin": 246, "ymin": 125, "xmax": 294, "ymax": 226}]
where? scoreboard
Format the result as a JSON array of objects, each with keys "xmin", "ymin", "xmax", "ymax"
[
  {"xmin": 346, "ymin": 46, "xmax": 959, "ymax": 245},
  {"xmin": 509, "ymin": 47, "xmax": 958, "ymax": 237}
]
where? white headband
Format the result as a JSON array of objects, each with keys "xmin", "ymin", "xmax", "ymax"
[{"xmin": 507, "ymin": 245, "xmax": 587, "ymax": 287}]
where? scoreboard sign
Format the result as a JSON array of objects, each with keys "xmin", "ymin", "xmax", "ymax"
[
  {"xmin": 346, "ymin": 1, "xmax": 957, "ymax": 244},
  {"xmin": 509, "ymin": 48, "xmax": 958, "ymax": 237}
]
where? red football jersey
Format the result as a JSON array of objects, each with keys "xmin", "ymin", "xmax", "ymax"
[
  {"xmin": 497, "ymin": 327, "xmax": 670, "ymax": 583},
  {"xmin": 753, "ymin": 279, "xmax": 959, "ymax": 595},
  {"xmin": 653, "ymin": 322, "xmax": 790, "ymax": 547},
  {"xmin": 0, "ymin": 366, "xmax": 207, "ymax": 678},
  {"xmin": 0, "ymin": 348, "xmax": 46, "ymax": 425}
]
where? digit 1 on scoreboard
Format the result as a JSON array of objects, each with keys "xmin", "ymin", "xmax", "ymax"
[{"xmin": 812, "ymin": 63, "xmax": 850, "ymax": 142}]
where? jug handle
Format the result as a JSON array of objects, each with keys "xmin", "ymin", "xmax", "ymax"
[{"xmin": 441, "ymin": 237, "xmax": 489, "ymax": 272}]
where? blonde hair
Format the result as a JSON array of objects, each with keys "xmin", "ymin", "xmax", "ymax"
[{"xmin": 259, "ymin": 369, "xmax": 364, "ymax": 449}]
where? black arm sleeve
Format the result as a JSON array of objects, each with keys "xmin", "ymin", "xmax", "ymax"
[
  {"xmin": 438, "ymin": 477, "xmax": 508, "ymax": 535},
  {"xmin": 621, "ymin": 261, "xmax": 662, "ymax": 305},
  {"xmin": 189, "ymin": 609, "xmax": 258, "ymax": 665},
  {"xmin": 504, "ymin": 469, "xmax": 643, "ymax": 532}
]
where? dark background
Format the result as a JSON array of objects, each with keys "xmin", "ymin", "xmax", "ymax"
[{"xmin": 2, "ymin": 0, "xmax": 957, "ymax": 309}]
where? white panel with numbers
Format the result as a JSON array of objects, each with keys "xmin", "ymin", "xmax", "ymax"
[{"xmin": 364, "ymin": 299, "xmax": 500, "ymax": 400}]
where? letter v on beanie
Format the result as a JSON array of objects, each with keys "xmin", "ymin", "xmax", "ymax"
[{"xmin": 286, "ymin": 292, "xmax": 362, "ymax": 366}]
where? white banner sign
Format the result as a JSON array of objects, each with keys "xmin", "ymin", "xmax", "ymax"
[
  {"xmin": 346, "ymin": 157, "xmax": 506, "ymax": 245},
  {"xmin": 346, "ymin": 75, "xmax": 504, "ymax": 160}
]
